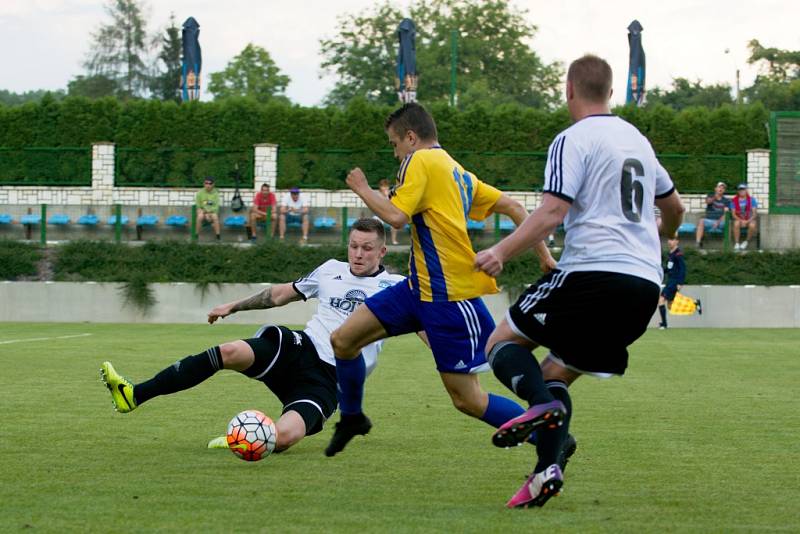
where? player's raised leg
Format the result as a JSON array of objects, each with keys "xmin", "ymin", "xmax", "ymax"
[
  {"xmin": 100, "ymin": 340, "xmax": 255, "ymax": 412},
  {"xmin": 326, "ymin": 303, "xmax": 388, "ymax": 457}
]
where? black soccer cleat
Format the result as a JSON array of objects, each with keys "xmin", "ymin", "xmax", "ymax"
[
  {"xmin": 558, "ymin": 433, "xmax": 578, "ymax": 472},
  {"xmin": 324, "ymin": 413, "xmax": 372, "ymax": 457}
]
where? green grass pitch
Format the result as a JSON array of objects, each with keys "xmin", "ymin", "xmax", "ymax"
[{"xmin": 1, "ymin": 323, "xmax": 798, "ymax": 532}]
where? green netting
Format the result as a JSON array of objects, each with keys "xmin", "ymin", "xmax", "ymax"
[
  {"xmin": 0, "ymin": 147, "xmax": 91, "ymax": 186},
  {"xmin": 774, "ymin": 115, "xmax": 800, "ymax": 209},
  {"xmin": 115, "ymin": 148, "xmax": 253, "ymax": 187}
]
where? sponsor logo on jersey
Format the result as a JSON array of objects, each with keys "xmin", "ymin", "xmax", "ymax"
[
  {"xmin": 378, "ymin": 280, "xmax": 394, "ymax": 289},
  {"xmin": 329, "ymin": 289, "xmax": 368, "ymax": 313}
]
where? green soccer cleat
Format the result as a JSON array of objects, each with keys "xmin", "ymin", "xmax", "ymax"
[
  {"xmin": 100, "ymin": 361, "xmax": 137, "ymax": 413},
  {"xmin": 207, "ymin": 436, "xmax": 229, "ymax": 449}
]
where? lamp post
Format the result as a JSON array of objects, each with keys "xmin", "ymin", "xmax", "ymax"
[{"xmin": 724, "ymin": 48, "xmax": 742, "ymax": 105}]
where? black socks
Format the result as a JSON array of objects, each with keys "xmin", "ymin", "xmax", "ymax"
[{"xmin": 134, "ymin": 347, "xmax": 224, "ymax": 405}]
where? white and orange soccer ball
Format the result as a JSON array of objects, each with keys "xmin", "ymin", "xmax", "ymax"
[{"xmin": 226, "ymin": 410, "xmax": 277, "ymax": 461}]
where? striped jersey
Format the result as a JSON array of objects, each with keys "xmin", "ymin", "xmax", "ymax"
[
  {"xmin": 391, "ymin": 146, "xmax": 503, "ymax": 302},
  {"xmin": 544, "ymin": 115, "xmax": 675, "ymax": 285},
  {"xmin": 292, "ymin": 259, "xmax": 405, "ymax": 374}
]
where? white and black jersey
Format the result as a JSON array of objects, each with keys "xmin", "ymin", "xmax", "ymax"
[
  {"xmin": 292, "ymin": 259, "xmax": 406, "ymax": 374},
  {"xmin": 544, "ymin": 115, "xmax": 675, "ymax": 285}
]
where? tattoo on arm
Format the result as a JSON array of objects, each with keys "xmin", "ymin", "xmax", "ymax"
[{"xmin": 231, "ymin": 287, "xmax": 276, "ymax": 312}]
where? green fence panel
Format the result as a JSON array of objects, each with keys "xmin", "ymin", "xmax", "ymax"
[{"xmin": 0, "ymin": 147, "xmax": 91, "ymax": 186}]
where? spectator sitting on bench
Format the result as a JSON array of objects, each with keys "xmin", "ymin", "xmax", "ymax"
[
  {"xmin": 730, "ymin": 183, "xmax": 759, "ymax": 251},
  {"xmin": 246, "ymin": 183, "xmax": 277, "ymax": 242},
  {"xmin": 279, "ymin": 186, "xmax": 309, "ymax": 242},
  {"xmin": 196, "ymin": 176, "xmax": 221, "ymax": 241},
  {"xmin": 695, "ymin": 181, "xmax": 728, "ymax": 249}
]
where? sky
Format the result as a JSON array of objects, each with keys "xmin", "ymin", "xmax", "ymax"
[{"xmin": 0, "ymin": 0, "xmax": 798, "ymax": 106}]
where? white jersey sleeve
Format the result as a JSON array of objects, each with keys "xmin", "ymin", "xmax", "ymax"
[
  {"xmin": 654, "ymin": 161, "xmax": 675, "ymax": 198},
  {"xmin": 543, "ymin": 134, "xmax": 586, "ymax": 203},
  {"xmin": 292, "ymin": 260, "xmax": 335, "ymax": 300}
]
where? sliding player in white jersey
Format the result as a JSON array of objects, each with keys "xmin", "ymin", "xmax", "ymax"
[
  {"xmin": 475, "ymin": 54, "xmax": 686, "ymax": 508},
  {"xmin": 100, "ymin": 218, "xmax": 405, "ymax": 452}
]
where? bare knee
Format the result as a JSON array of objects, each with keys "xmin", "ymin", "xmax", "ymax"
[
  {"xmin": 330, "ymin": 329, "xmax": 357, "ymax": 359},
  {"xmin": 274, "ymin": 411, "xmax": 306, "ymax": 451},
  {"xmin": 219, "ymin": 341, "xmax": 254, "ymax": 372}
]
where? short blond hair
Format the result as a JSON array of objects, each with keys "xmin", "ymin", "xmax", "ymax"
[{"xmin": 567, "ymin": 55, "xmax": 613, "ymax": 103}]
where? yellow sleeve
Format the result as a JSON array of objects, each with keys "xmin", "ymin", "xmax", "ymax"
[
  {"xmin": 467, "ymin": 180, "xmax": 503, "ymax": 221},
  {"xmin": 390, "ymin": 154, "xmax": 427, "ymax": 217}
]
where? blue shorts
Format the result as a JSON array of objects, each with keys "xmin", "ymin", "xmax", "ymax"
[
  {"xmin": 365, "ymin": 279, "xmax": 494, "ymax": 374},
  {"xmin": 702, "ymin": 219, "xmax": 723, "ymax": 233}
]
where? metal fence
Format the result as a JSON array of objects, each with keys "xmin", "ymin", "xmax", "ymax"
[{"xmin": 0, "ymin": 147, "xmax": 91, "ymax": 186}]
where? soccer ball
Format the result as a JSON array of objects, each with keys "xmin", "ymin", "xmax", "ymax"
[{"xmin": 226, "ymin": 410, "xmax": 278, "ymax": 461}]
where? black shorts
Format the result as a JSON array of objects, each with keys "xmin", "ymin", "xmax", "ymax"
[
  {"xmin": 661, "ymin": 283, "xmax": 679, "ymax": 301},
  {"xmin": 242, "ymin": 326, "xmax": 337, "ymax": 436},
  {"xmin": 507, "ymin": 270, "xmax": 660, "ymax": 376}
]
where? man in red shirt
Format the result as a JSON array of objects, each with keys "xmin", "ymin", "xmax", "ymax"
[{"xmin": 247, "ymin": 183, "xmax": 277, "ymax": 242}]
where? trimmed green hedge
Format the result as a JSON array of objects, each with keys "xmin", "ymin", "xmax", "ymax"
[
  {"xmin": 2, "ymin": 241, "xmax": 799, "ymax": 287},
  {"xmin": 0, "ymin": 240, "xmax": 41, "ymax": 279},
  {"xmin": 0, "ymin": 97, "xmax": 768, "ymax": 191}
]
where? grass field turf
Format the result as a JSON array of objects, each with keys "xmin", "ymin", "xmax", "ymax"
[{"xmin": 1, "ymin": 323, "xmax": 798, "ymax": 532}]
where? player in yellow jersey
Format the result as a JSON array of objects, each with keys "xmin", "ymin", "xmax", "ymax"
[{"xmin": 325, "ymin": 103, "xmax": 558, "ymax": 457}]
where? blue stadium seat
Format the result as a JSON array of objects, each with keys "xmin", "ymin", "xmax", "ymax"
[
  {"xmin": 137, "ymin": 215, "xmax": 159, "ymax": 226},
  {"xmin": 677, "ymin": 222, "xmax": 697, "ymax": 235},
  {"xmin": 78, "ymin": 214, "xmax": 98, "ymax": 226},
  {"xmin": 107, "ymin": 215, "xmax": 129, "ymax": 225},
  {"xmin": 498, "ymin": 219, "xmax": 516, "ymax": 232},
  {"xmin": 0, "ymin": 214, "xmax": 13, "ymax": 224},
  {"xmin": 166, "ymin": 215, "xmax": 188, "ymax": 226},
  {"xmin": 466, "ymin": 219, "xmax": 485, "ymax": 231},
  {"xmin": 20, "ymin": 214, "xmax": 41, "ymax": 225},
  {"xmin": 48, "ymin": 214, "xmax": 70, "ymax": 225},
  {"xmin": 346, "ymin": 217, "xmax": 357, "ymax": 228},
  {"xmin": 224, "ymin": 215, "xmax": 247, "ymax": 227},
  {"xmin": 313, "ymin": 217, "xmax": 336, "ymax": 229}
]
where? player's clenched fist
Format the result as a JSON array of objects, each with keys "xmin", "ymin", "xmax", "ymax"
[
  {"xmin": 475, "ymin": 248, "xmax": 504, "ymax": 277},
  {"xmin": 346, "ymin": 167, "xmax": 369, "ymax": 192}
]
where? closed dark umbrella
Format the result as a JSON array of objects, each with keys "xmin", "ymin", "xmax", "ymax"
[
  {"xmin": 626, "ymin": 20, "xmax": 646, "ymax": 106},
  {"xmin": 396, "ymin": 18, "xmax": 418, "ymax": 103},
  {"xmin": 181, "ymin": 17, "xmax": 202, "ymax": 101}
]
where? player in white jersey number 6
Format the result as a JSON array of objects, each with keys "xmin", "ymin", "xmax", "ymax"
[
  {"xmin": 475, "ymin": 55, "xmax": 686, "ymax": 508},
  {"xmin": 100, "ymin": 218, "xmax": 405, "ymax": 452}
]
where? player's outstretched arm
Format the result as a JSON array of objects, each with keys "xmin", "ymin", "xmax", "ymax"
[
  {"xmin": 207, "ymin": 283, "xmax": 302, "ymax": 324},
  {"xmin": 491, "ymin": 194, "xmax": 556, "ymax": 273},
  {"xmin": 655, "ymin": 191, "xmax": 685, "ymax": 238},
  {"xmin": 476, "ymin": 193, "xmax": 569, "ymax": 277},
  {"xmin": 346, "ymin": 167, "xmax": 409, "ymax": 228}
]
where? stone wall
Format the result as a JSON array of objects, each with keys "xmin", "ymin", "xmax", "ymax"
[{"xmin": 0, "ymin": 144, "xmax": 773, "ymax": 214}]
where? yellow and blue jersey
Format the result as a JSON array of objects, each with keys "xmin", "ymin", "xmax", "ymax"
[{"xmin": 391, "ymin": 146, "xmax": 503, "ymax": 302}]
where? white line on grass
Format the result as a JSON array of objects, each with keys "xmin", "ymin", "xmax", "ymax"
[{"xmin": 0, "ymin": 333, "xmax": 93, "ymax": 345}]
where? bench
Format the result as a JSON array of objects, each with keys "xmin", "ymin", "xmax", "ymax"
[
  {"xmin": 20, "ymin": 214, "xmax": 41, "ymax": 225},
  {"xmin": 48, "ymin": 214, "xmax": 71, "ymax": 225},
  {"xmin": 498, "ymin": 219, "xmax": 516, "ymax": 232},
  {"xmin": 313, "ymin": 217, "xmax": 336, "ymax": 229},
  {"xmin": 107, "ymin": 215, "xmax": 129, "ymax": 225},
  {"xmin": 224, "ymin": 215, "xmax": 247, "ymax": 227},
  {"xmin": 166, "ymin": 215, "xmax": 188, "ymax": 227},
  {"xmin": 137, "ymin": 215, "xmax": 159, "ymax": 227},
  {"xmin": 467, "ymin": 220, "xmax": 486, "ymax": 231},
  {"xmin": 78, "ymin": 214, "xmax": 99, "ymax": 226},
  {"xmin": 0, "ymin": 214, "xmax": 13, "ymax": 224}
]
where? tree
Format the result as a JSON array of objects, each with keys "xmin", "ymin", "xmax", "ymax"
[
  {"xmin": 149, "ymin": 13, "xmax": 182, "ymax": 101},
  {"xmin": 0, "ymin": 89, "xmax": 65, "ymax": 106},
  {"xmin": 645, "ymin": 78, "xmax": 733, "ymax": 110},
  {"xmin": 742, "ymin": 40, "xmax": 800, "ymax": 110},
  {"xmin": 84, "ymin": 0, "xmax": 152, "ymax": 99},
  {"xmin": 747, "ymin": 39, "xmax": 800, "ymax": 83},
  {"xmin": 320, "ymin": 0, "xmax": 562, "ymax": 108},
  {"xmin": 208, "ymin": 44, "xmax": 290, "ymax": 104},
  {"xmin": 67, "ymin": 75, "xmax": 118, "ymax": 99}
]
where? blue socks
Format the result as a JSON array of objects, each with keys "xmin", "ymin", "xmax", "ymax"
[
  {"xmin": 334, "ymin": 354, "xmax": 366, "ymax": 416},
  {"xmin": 480, "ymin": 392, "xmax": 525, "ymax": 428}
]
